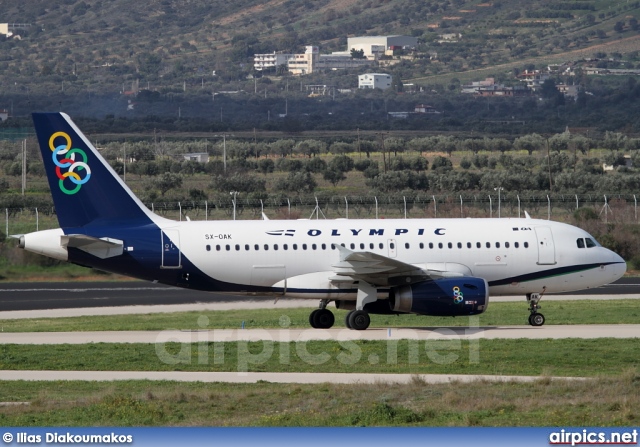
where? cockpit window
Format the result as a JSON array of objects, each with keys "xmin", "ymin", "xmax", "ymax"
[{"xmin": 577, "ymin": 238, "xmax": 598, "ymax": 248}]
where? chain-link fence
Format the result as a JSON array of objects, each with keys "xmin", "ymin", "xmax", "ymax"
[{"xmin": 3, "ymin": 193, "xmax": 638, "ymax": 236}]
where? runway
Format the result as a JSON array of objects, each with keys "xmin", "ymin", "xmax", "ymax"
[
  {"xmin": 1, "ymin": 281, "xmax": 638, "ymax": 386},
  {"xmin": 2, "ymin": 324, "xmax": 639, "ymax": 344},
  {"xmin": 1, "ymin": 278, "xmax": 639, "ymax": 313},
  {"xmin": 1, "ymin": 278, "xmax": 639, "ymax": 320}
]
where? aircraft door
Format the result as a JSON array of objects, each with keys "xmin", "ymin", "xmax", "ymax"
[
  {"xmin": 535, "ymin": 226, "xmax": 556, "ymax": 265},
  {"xmin": 161, "ymin": 229, "xmax": 182, "ymax": 268}
]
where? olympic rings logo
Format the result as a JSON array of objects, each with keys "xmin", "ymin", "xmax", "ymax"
[
  {"xmin": 49, "ymin": 131, "xmax": 91, "ymax": 195},
  {"xmin": 452, "ymin": 286, "xmax": 464, "ymax": 304}
]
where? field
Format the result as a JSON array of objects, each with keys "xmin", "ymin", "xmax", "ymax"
[
  {"xmin": 0, "ymin": 375, "xmax": 638, "ymax": 426},
  {"xmin": 0, "ymin": 299, "xmax": 639, "ymax": 426}
]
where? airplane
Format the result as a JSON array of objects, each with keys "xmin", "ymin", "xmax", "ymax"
[{"xmin": 15, "ymin": 112, "xmax": 626, "ymax": 330}]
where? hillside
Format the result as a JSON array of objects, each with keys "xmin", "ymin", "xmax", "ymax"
[{"xmin": 1, "ymin": 0, "xmax": 640, "ymax": 130}]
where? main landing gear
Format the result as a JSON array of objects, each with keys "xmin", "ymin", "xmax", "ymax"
[
  {"xmin": 526, "ymin": 290, "xmax": 546, "ymax": 327},
  {"xmin": 309, "ymin": 300, "xmax": 335, "ymax": 329},
  {"xmin": 345, "ymin": 281, "xmax": 377, "ymax": 331},
  {"xmin": 308, "ymin": 282, "xmax": 378, "ymax": 330}
]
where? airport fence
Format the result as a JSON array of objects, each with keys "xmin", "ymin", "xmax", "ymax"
[{"xmin": 3, "ymin": 193, "xmax": 639, "ymax": 237}]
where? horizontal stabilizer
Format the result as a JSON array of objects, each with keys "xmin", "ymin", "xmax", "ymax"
[{"xmin": 61, "ymin": 234, "xmax": 124, "ymax": 259}]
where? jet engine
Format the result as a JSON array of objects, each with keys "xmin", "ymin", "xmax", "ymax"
[
  {"xmin": 390, "ymin": 277, "xmax": 489, "ymax": 316},
  {"xmin": 335, "ymin": 277, "xmax": 488, "ymax": 316}
]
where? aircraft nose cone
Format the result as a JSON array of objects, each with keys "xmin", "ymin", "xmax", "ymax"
[{"xmin": 610, "ymin": 252, "xmax": 627, "ymax": 282}]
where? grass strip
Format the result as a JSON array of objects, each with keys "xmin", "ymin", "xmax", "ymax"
[
  {"xmin": 0, "ymin": 374, "xmax": 638, "ymax": 426},
  {"xmin": 0, "ymin": 339, "xmax": 638, "ymax": 377},
  {"xmin": 1, "ymin": 300, "xmax": 639, "ymax": 332}
]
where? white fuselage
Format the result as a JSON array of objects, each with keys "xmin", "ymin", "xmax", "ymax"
[{"xmin": 162, "ymin": 217, "xmax": 625, "ymax": 299}]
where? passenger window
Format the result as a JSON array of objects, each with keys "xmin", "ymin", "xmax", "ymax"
[
  {"xmin": 264, "ymin": 244, "xmax": 269, "ymax": 251},
  {"xmin": 206, "ymin": 245, "xmax": 211, "ymax": 251},
  {"xmin": 254, "ymin": 244, "xmax": 259, "ymax": 251},
  {"xmin": 293, "ymin": 244, "xmax": 298, "ymax": 250},
  {"xmin": 524, "ymin": 242, "xmax": 529, "ymax": 248},
  {"xmin": 577, "ymin": 238, "xmax": 585, "ymax": 249},
  {"xmin": 370, "ymin": 243, "xmax": 374, "ymax": 249},
  {"xmin": 245, "ymin": 244, "xmax": 249, "ymax": 251},
  {"xmin": 476, "ymin": 242, "xmax": 481, "ymax": 249},
  {"xmin": 438, "ymin": 243, "xmax": 443, "ymax": 249},
  {"xmin": 467, "ymin": 242, "xmax": 472, "ymax": 249},
  {"xmin": 360, "ymin": 243, "xmax": 365, "ymax": 249},
  {"xmin": 448, "ymin": 242, "xmax": 453, "ymax": 249},
  {"xmin": 429, "ymin": 243, "xmax": 434, "ymax": 249},
  {"xmin": 216, "ymin": 245, "xmax": 221, "ymax": 251},
  {"xmin": 457, "ymin": 242, "xmax": 462, "ymax": 249},
  {"xmin": 322, "ymin": 244, "xmax": 327, "ymax": 250},
  {"xmin": 514, "ymin": 242, "xmax": 519, "ymax": 248},
  {"xmin": 505, "ymin": 242, "xmax": 510, "ymax": 249},
  {"xmin": 274, "ymin": 244, "xmax": 278, "ymax": 251},
  {"xmin": 235, "ymin": 244, "xmax": 240, "ymax": 251},
  {"xmin": 350, "ymin": 243, "xmax": 355, "ymax": 249},
  {"xmin": 303, "ymin": 244, "xmax": 308, "ymax": 250},
  {"xmin": 486, "ymin": 242, "xmax": 491, "ymax": 248},
  {"xmin": 389, "ymin": 243, "xmax": 395, "ymax": 249},
  {"xmin": 312, "ymin": 244, "xmax": 317, "ymax": 250},
  {"xmin": 496, "ymin": 242, "xmax": 500, "ymax": 249},
  {"xmin": 379, "ymin": 243, "xmax": 384, "ymax": 249},
  {"xmin": 585, "ymin": 238, "xmax": 596, "ymax": 248},
  {"xmin": 405, "ymin": 243, "xmax": 410, "ymax": 249},
  {"xmin": 284, "ymin": 244, "xmax": 288, "ymax": 250},
  {"xmin": 226, "ymin": 245, "xmax": 231, "ymax": 251},
  {"xmin": 420, "ymin": 243, "xmax": 424, "ymax": 249}
]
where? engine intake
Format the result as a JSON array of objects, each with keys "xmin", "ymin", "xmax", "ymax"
[{"xmin": 390, "ymin": 277, "xmax": 488, "ymax": 316}]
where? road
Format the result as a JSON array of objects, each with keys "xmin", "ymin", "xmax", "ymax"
[
  {"xmin": 0, "ymin": 370, "xmax": 584, "ymax": 384},
  {"xmin": 0, "ymin": 278, "xmax": 639, "ymax": 313},
  {"xmin": 1, "ymin": 325, "xmax": 639, "ymax": 344}
]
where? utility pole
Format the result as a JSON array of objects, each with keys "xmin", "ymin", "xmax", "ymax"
[
  {"xmin": 546, "ymin": 138, "xmax": 553, "ymax": 192},
  {"xmin": 21, "ymin": 139, "xmax": 26, "ymax": 195}
]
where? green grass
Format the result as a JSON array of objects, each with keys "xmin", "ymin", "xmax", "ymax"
[
  {"xmin": 0, "ymin": 374, "xmax": 638, "ymax": 426},
  {"xmin": 0, "ymin": 338, "xmax": 638, "ymax": 377},
  {"xmin": 1, "ymin": 300, "xmax": 638, "ymax": 332}
]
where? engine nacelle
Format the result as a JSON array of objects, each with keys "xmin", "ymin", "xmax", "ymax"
[{"xmin": 390, "ymin": 277, "xmax": 489, "ymax": 317}]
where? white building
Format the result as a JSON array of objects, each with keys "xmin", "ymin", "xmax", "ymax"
[
  {"xmin": 253, "ymin": 52, "xmax": 296, "ymax": 71},
  {"xmin": 181, "ymin": 153, "xmax": 209, "ymax": 163},
  {"xmin": 348, "ymin": 36, "xmax": 418, "ymax": 58},
  {"xmin": 358, "ymin": 73, "xmax": 392, "ymax": 90},
  {"xmin": 256, "ymin": 46, "xmax": 372, "ymax": 76},
  {"xmin": 0, "ymin": 23, "xmax": 30, "ymax": 37}
]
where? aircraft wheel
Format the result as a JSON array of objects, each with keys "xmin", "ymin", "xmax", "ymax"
[
  {"xmin": 314, "ymin": 308, "xmax": 335, "ymax": 329},
  {"xmin": 529, "ymin": 313, "xmax": 545, "ymax": 327},
  {"xmin": 345, "ymin": 311, "xmax": 353, "ymax": 329},
  {"xmin": 348, "ymin": 310, "xmax": 370, "ymax": 331},
  {"xmin": 309, "ymin": 309, "xmax": 321, "ymax": 328}
]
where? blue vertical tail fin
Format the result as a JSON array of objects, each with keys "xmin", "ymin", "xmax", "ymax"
[{"xmin": 32, "ymin": 112, "xmax": 157, "ymax": 229}]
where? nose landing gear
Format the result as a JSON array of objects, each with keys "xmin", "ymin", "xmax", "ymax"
[{"xmin": 526, "ymin": 288, "xmax": 546, "ymax": 327}]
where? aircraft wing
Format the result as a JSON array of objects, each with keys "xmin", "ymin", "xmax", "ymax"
[
  {"xmin": 330, "ymin": 245, "xmax": 463, "ymax": 287},
  {"xmin": 61, "ymin": 234, "xmax": 124, "ymax": 259}
]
